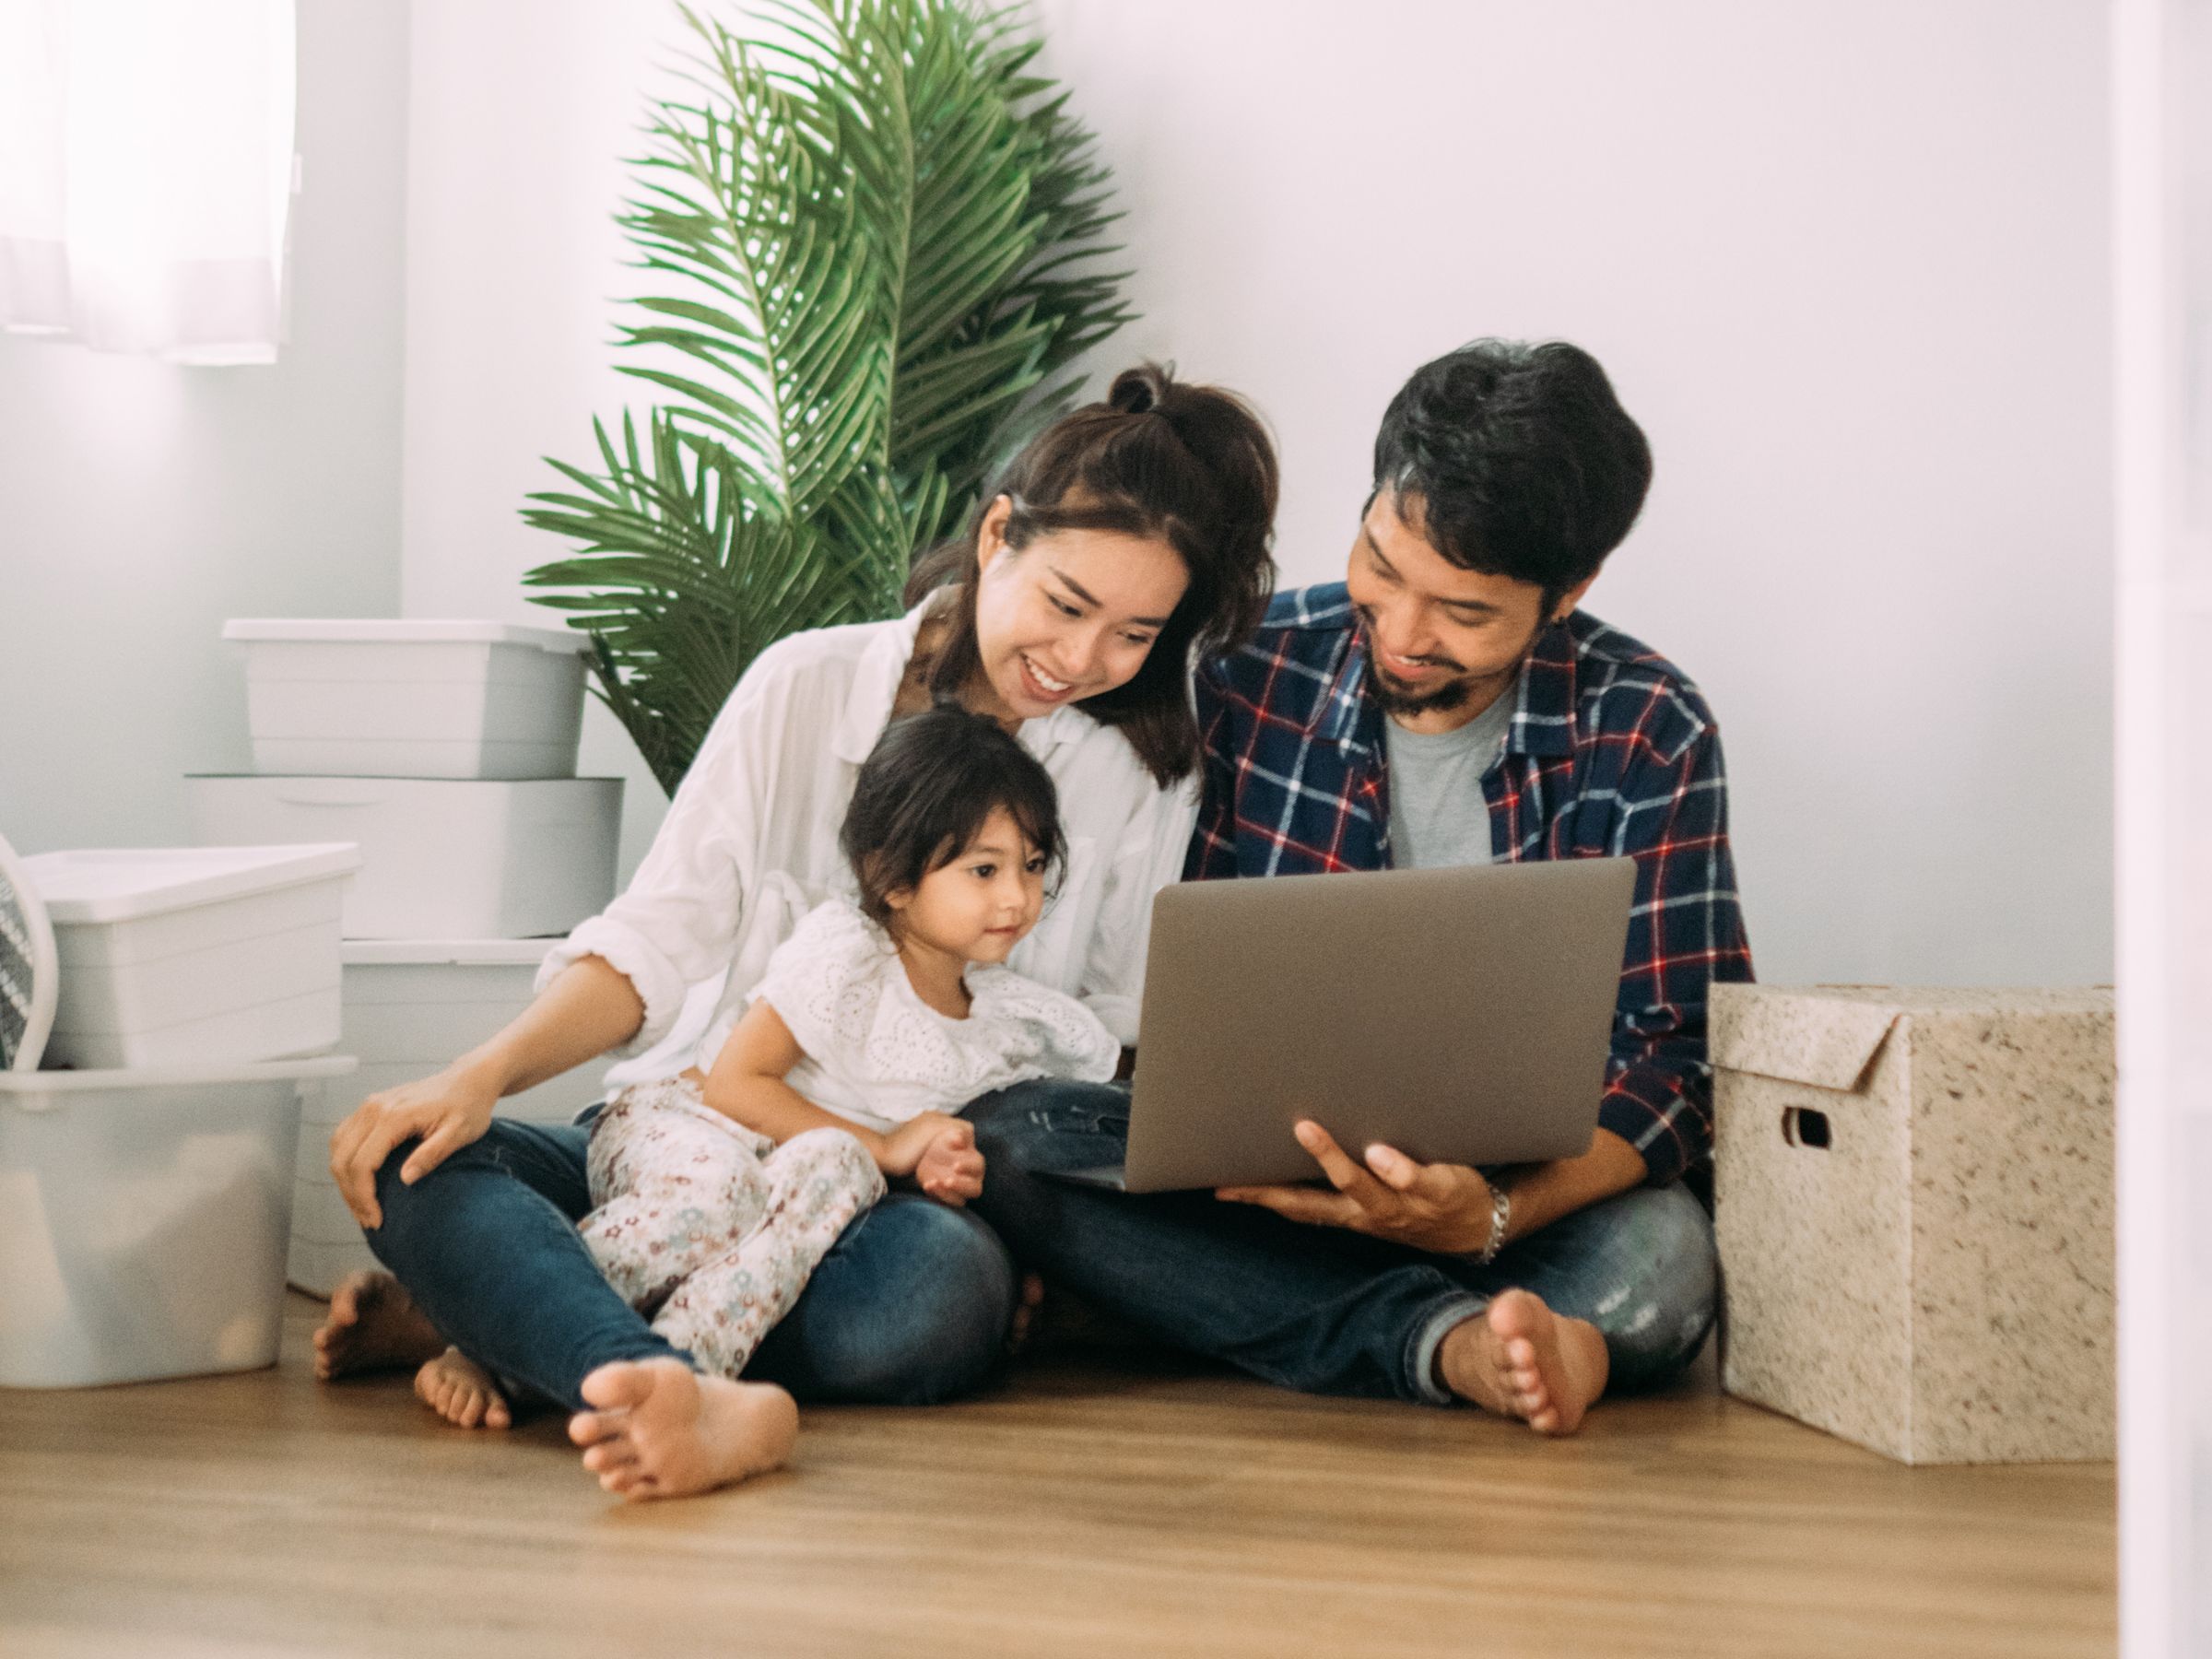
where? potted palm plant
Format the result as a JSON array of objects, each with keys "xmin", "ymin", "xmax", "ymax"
[{"xmin": 521, "ymin": 0, "xmax": 1132, "ymax": 795}]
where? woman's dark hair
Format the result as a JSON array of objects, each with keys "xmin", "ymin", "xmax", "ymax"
[
  {"xmin": 1370, "ymin": 339, "xmax": 1653, "ymax": 615},
  {"xmin": 841, "ymin": 703, "xmax": 1067, "ymax": 931},
  {"xmin": 904, "ymin": 363, "xmax": 1278, "ymax": 786}
]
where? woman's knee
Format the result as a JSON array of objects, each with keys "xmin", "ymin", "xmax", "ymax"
[{"xmin": 815, "ymin": 1202, "xmax": 1015, "ymax": 1404}]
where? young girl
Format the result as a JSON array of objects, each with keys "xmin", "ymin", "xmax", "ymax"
[{"xmin": 571, "ymin": 703, "xmax": 1121, "ymax": 1382}]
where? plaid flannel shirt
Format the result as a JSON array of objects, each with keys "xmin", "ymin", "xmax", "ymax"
[{"xmin": 1185, "ymin": 583, "xmax": 1753, "ymax": 1186}]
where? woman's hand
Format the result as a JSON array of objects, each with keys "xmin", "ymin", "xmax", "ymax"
[{"xmin": 328, "ymin": 1061, "xmax": 503, "ymax": 1230}]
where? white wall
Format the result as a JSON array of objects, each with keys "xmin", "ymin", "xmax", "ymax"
[
  {"xmin": 398, "ymin": 0, "xmax": 2113, "ymax": 986},
  {"xmin": 0, "ymin": 0, "xmax": 410, "ymax": 857}
]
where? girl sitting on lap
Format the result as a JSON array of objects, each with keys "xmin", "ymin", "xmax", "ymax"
[{"xmin": 575, "ymin": 702, "xmax": 1120, "ymax": 1382}]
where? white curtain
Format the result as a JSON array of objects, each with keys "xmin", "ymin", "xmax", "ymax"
[{"xmin": 0, "ymin": 0, "xmax": 297, "ymax": 365}]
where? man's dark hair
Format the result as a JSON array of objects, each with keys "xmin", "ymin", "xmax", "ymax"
[
  {"xmin": 1370, "ymin": 339, "xmax": 1653, "ymax": 613},
  {"xmin": 841, "ymin": 703, "xmax": 1066, "ymax": 929}
]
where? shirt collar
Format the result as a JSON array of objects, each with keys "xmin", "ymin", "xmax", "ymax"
[
  {"xmin": 829, "ymin": 597, "xmax": 1093, "ymax": 766},
  {"xmin": 1325, "ymin": 614, "xmax": 1580, "ymax": 760},
  {"xmin": 831, "ymin": 601, "xmax": 932, "ymax": 765}
]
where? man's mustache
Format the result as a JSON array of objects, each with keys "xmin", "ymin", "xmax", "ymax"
[{"xmin": 1353, "ymin": 606, "xmax": 1466, "ymax": 676}]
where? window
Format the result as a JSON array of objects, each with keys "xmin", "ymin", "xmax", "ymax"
[{"xmin": 0, "ymin": 0, "xmax": 297, "ymax": 364}]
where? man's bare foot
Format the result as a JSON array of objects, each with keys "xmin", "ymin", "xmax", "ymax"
[
  {"xmin": 1436, "ymin": 1288, "xmax": 1609, "ymax": 1436},
  {"xmin": 312, "ymin": 1272, "xmax": 444, "ymax": 1381},
  {"xmin": 567, "ymin": 1359, "xmax": 797, "ymax": 1501},
  {"xmin": 1006, "ymin": 1271, "xmax": 1048, "ymax": 1358},
  {"xmin": 414, "ymin": 1347, "xmax": 512, "ymax": 1430}
]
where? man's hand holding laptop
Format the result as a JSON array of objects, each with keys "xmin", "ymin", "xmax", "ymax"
[{"xmin": 1216, "ymin": 1120, "xmax": 1500, "ymax": 1255}]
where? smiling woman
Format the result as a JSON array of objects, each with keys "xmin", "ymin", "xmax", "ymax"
[{"xmin": 312, "ymin": 362, "xmax": 1282, "ymax": 1497}]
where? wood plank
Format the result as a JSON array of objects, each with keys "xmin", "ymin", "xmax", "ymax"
[{"xmin": 0, "ymin": 1297, "xmax": 2114, "ymax": 1659}]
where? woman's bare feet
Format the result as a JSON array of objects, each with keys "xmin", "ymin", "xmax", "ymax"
[
  {"xmin": 311, "ymin": 1272, "xmax": 445, "ymax": 1381},
  {"xmin": 568, "ymin": 1359, "xmax": 797, "ymax": 1501},
  {"xmin": 414, "ymin": 1347, "xmax": 512, "ymax": 1430},
  {"xmin": 1436, "ymin": 1288, "xmax": 1610, "ymax": 1436}
]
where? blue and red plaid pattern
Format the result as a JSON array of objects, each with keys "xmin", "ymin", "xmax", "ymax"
[{"xmin": 1186, "ymin": 583, "xmax": 1754, "ymax": 1185}]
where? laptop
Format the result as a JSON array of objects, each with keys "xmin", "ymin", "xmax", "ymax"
[{"xmin": 1051, "ymin": 857, "xmax": 1636, "ymax": 1193}]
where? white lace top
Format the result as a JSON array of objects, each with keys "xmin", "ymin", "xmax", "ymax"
[{"xmin": 753, "ymin": 900, "xmax": 1122, "ymax": 1132}]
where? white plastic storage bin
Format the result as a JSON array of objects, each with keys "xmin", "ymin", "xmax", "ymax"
[
  {"xmin": 183, "ymin": 775, "xmax": 622, "ymax": 939},
  {"xmin": 222, "ymin": 619, "xmax": 592, "ymax": 781},
  {"xmin": 287, "ymin": 938, "xmax": 616, "ymax": 1293},
  {"xmin": 0, "ymin": 1055, "xmax": 356, "ymax": 1387},
  {"xmin": 27, "ymin": 845, "xmax": 359, "ymax": 1070}
]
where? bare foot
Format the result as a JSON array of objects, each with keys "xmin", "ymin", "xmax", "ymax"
[
  {"xmin": 1006, "ymin": 1271, "xmax": 1048, "ymax": 1358},
  {"xmin": 414, "ymin": 1347, "xmax": 512, "ymax": 1430},
  {"xmin": 1436, "ymin": 1288, "xmax": 1610, "ymax": 1436},
  {"xmin": 567, "ymin": 1359, "xmax": 797, "ymax": 1502},
  {"xmin": 312, "ymin": 1271, "xmax": 444, "ymax": 1381}
]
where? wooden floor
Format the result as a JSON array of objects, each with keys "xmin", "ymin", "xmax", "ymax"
[{"xmin": 0, "ymin": 1296, "xmax": 2113, "ymax": 1659}]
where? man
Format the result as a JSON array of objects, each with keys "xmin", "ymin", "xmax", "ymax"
[{"xmin": 969, "ymin": 338, "xmax": 1753, "ymax": 1433}]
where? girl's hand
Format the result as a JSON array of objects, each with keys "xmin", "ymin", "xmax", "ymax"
[
  {"xmin": 877, "ymin": 1111, "xmax": 970, "ymax": 1178},
  {"xmin": 912, "ymin": 1120, "xmax": 986, "ymax": 1207}
]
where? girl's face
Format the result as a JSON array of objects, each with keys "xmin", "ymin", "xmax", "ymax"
[
  {"xmin": 886, "ymin": 806, "xmax": 1050, "ymax": 966},
  {"xmin": 968, "ymin": 495, "xmax": 1190, "ymax": 722}
]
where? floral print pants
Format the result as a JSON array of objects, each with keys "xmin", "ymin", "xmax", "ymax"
[{"xmin": 579, "ymin": 1077, "xmax": 887, "ymax": 1380}]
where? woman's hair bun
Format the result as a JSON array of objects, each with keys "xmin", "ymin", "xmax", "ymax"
[{"xmin": 1107, "ymin": 362, "xmax": 1172, "ymax": 417}]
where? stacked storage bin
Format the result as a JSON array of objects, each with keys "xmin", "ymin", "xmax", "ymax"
[
  {"xmin": 189, "ymin": 621, "xmax": 624, "ymax": 1293},
  {"xmin": 3, "ymin": 835, "xmax": 360, "ymax": 1387}
]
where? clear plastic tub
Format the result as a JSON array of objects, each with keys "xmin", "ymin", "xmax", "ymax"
[
  {"xmin": 222, "ymin": 618, "xmax": 592, "ymax": 781},
  {"xmin": 27, "ymin": 845, "xmax": 359, "ymax": 1069},
  {"xmin": 184, "ymin": 774, "xmax": 621, "ymax": 939},
  {"xmin": 0, "ymin": 1055, "xmax": 356, "ymax": 1387}
]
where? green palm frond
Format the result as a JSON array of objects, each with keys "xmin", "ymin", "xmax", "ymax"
[{"xmin": 523, "ymin": 0, "xmax": 1130, "ymax": 792}]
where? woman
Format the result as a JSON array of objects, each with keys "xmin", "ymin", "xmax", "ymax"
[{"xmin": 312, "ymin": 364, "xmax": 1278, "ymax": 1499}]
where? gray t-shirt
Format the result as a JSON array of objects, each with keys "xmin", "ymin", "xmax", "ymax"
[{"xmin": 1383, "ymin": 680, "xmax": 1517, "ymax": 869}]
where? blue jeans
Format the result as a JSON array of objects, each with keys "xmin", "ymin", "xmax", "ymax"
[
  {"xmin": 968, "ymin": 1078, "xmax": 1717, "ymax": 1405},
  {"xmin": 365, "ymin": 1119, "xmax": 1017, "ymax": 1410}
]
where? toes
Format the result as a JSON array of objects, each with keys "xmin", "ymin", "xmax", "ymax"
[
  {"xmin": 579, "ymin": 1361, "xmax": 656, "ymax": 1413},
  {"xmin": 569, "ymin": 1409, "xmax": 629, "ymax": 1448},
  {"xmin": 582, "ymin": 1440, "xmax": 640, "ymax": 1475}
]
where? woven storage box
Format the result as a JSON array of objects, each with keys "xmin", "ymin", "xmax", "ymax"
[{"xmin": 1712, "ymin": 983, "xmax": 2114, "ymax": 1465}]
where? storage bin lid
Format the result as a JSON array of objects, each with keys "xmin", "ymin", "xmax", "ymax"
[
  {"xmin": 24, "ymin": 844, "xmax": 362, "ymax": 925},
  {"xmin": 341, "ymin": 938, "xmax": 561, "ymax": 967},
  {"xmin": 0, "ymin": 1052, "xmax": 357, "ymax": 1102},
  {"xmin": 222, "ymin": 618, "xmax": 591, "ymax": 653},
  {"xmin": 1710, "ymin": 982, "xmax": 2115, "ymax": 1091}
]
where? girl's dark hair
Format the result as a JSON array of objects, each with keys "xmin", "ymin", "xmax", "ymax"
[
  {"xmin": 841, "ymin": 703, "xmax": 1067, "ymax": 931},
  {"xmin": 904, "ymin": 362, "xmax": 1279, "ymax": 787}
]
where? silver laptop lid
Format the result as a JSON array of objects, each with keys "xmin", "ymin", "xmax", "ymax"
[{"xmin": 1123, "ymin": 858, "xmax": 1636, "ymax": 1192}]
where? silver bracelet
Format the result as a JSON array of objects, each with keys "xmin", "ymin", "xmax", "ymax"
[{"xmin": 1474, "ymin": 1182, "xmax": 1512, "ymax": 1265}]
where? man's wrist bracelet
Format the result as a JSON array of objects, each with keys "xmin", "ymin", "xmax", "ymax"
[{"xmin": 1474, "ymin": 1182, "xmax": 1512, "ymax": 1265}]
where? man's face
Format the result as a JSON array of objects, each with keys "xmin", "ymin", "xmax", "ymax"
[{"xmin": 1343, "ymin": 489, "xmax": 1589, "ymax": 725}]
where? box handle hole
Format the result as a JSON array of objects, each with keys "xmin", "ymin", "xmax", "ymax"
[{"xmin": 1782, "ymin": 1107, "xmax": 1831, "ymax": 1149}]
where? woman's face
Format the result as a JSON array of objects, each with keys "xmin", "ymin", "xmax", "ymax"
[{"xmin": 968, "ymin": 495, "xmax": 1190, "ymax": 722}]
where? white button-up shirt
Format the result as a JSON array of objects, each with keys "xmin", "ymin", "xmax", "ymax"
[{"xmin": 542, "ymin": 603, "xmax": 1198, "ymax": 1080}]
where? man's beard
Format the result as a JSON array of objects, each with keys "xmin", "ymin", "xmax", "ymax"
[{"xmin": 1354, "ymin": 605, "xmax": 1478, "ymax": 717}]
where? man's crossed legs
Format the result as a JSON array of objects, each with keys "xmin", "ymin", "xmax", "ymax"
[{"xmin": 967, "ymin": 1078, "xmax": 1716, "ymax": 1430}]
